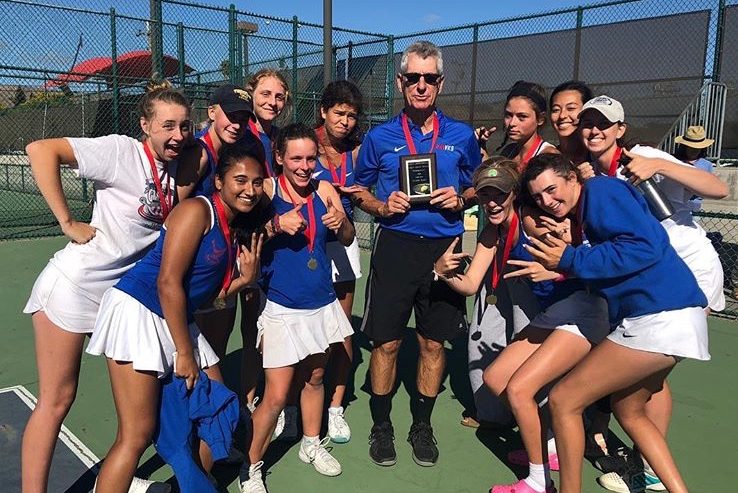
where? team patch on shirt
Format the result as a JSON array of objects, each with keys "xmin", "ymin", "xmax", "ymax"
[{"xmin": 138, "ymin": 180, "xmax": 172, "ymax": 226}]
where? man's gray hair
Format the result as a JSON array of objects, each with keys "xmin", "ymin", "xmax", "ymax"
[{"xmin": 400, "ymin": 40, "xmax": 443, "ymax": 75}]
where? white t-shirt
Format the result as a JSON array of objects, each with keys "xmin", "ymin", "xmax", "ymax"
[
  {"xmin": 48, "ymin": 135, "xmax": 178, "ymax": 303},
  {"xmin": 625, "ymin": 145, "xmax": 708, "ymax": 261}
]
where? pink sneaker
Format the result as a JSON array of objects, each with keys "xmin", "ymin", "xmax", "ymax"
[
  {"xmin": 490, "ymin": 479, "xmax": 557, "ymax": 493},
  {"xmin": 507, "ymin": 449, "xmax": 560, "ymax": 471}
]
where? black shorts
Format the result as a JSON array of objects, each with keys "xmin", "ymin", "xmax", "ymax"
[{"xmin": 360, "ymin": 228, "xmax": 468, "ymax": 344}]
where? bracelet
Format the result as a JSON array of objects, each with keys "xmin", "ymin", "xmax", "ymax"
[
  {"xmin": 432, "ymin": 268, "xmax": 441, "ymax": 281},
  {"xmin": 457, "ymin": 195, "xmax": 466, "ymax": 211}
]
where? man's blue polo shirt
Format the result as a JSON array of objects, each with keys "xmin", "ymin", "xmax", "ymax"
[{"xmin": 355, "ymin": 109, "xmax": 481, "ymax": 238}]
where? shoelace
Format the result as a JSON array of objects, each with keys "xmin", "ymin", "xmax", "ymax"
[
  {"xmin": 369, "ymin": 424, "xmax": 394, "ymax": 445},
  {"xmin": 305, "ymin": 437, "xmax": 333, "ymax": 462},
  {"xmin": 409, "ymin": 424, "xmax": 437, "ymax": 446},
  {"xmin": 245, "ymin": 460, "xmax": 264, "ymax": 482}
]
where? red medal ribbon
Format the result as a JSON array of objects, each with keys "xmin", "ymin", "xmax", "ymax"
[
  {"xmin": 212, "ymin": 193, "xmax": 236, "ymax": 293},
  {"xmin": 201, "ymin": 131, "xmax": 218, "ymax": 165},
  {"xmin": 520, "ymin": 135, "xmax": 543, "ymax": 170},
  {"xmin": 491, "ymin": 212, "xmax": 519, "ymax": 290},
  {"xmin": 143, "ymin": 141, "xmax": 172, "ymax": 221},
  {"xmin": 401, "ymin": 111, "xmax": 440, "ymax": 155},
  {"xmin": 316, "ymin": 126, "xmax": 348, "ymax": 186},
  {"xmin": 249, "ymin": 120, "xmax": 274, "ymax": 178},
  {"xmin": 572, "ymin": 194, "xmax": 585, "ymax": 246},
  {"xmin": 608, "ymin": 146, "xmax": 623, "ymax": 177},
  {"xmin": 278, "ymin": 174, "xmax": 316, "ymax": 254}
]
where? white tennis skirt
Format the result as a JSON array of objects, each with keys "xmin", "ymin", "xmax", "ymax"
[
  {"xmin": 87, "ymin": 288, "xmax": 219, "ymax": 376},
  {"xmin": 686, "ymin": 247, "xmax": 725, "ymax": 312},
  {"xmin": 326, "ymin": 237, "xmax": 362, "ymax": 283},
  {"xmin": 257, "ymin": 298, "xmax": 354, "ymax": 368},
  {"xmin": 24, "ymin": 262, "xmax": 100, "ymax": 334},
  {"xmin": 607, "ymin": 306, "xmax": 709, "ymax": 361},
  {"xmin": 531, "ymin": 290, "xmax": 610, "ymax": 344}
]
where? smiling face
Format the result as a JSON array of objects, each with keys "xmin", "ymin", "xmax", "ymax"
[
  {"xmin": 550, "ymin": 89, "xmax": 586, "ymax": 139},
  {"xmin": 579, "ymin": 110, "xmax": 626, "ymax": 157},
  {"xmin": 214, "ymin": 156, "xmax": 264, "ymax": 216},
  {"xmin": 276, "ymin": 137, "xmax": 318, "ymax": 189},
  {"xmin": 396, "ymin": 53, "xmax": 444, "ymax": 112},
  {"xmin": 504, "ymin": 96, "xmax": 544, "ymax": 144},
  {"xmin": 476, "ymin": 187, "xmax": 515, "ymax": 225},
  {"xmin": 252, "ymin": 75, "xmax": 288, "ymax": 123},
  {"xmin": 208, "ymin": 105, "xmax": 251, "ymax": 144},
  {"xmin": 527, "ymin": 169, "xmax": 580, "ymax": 218},
  {"xmin": 140, "ymin": 101, "xmax": 192, "ymax": 161},
  {"xmin": 320, "ymin": 103, "xmax": 359, "ymax": 140}
]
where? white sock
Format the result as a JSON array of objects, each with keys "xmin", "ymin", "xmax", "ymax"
[
  {"xmin": 328, "ymin": 406, "xmax": 343, "ymax": 415},
  {"xmin": 302, "ymin": 434, "xmax": 320, "ymax": 447},
  {"xmin": 547, "ymin": 437, "xmax": 557, "ymax": 454},
  {"xmin": 523, "ymin": 462, "xmax": 551, "ymax": 492}
]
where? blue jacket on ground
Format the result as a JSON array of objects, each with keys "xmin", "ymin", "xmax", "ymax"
[
  {"xmin": 558, "ymin": 176, "xmax": 706, "ymax": 325},
  {"xmin": 154, "ymin": 371, "xmax": 240, "ymax": 493}
]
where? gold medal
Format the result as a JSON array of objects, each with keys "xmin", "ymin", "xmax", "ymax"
[
  {"xmin": 485, "ymin": 294, "xmax": 497, "ymax": 305},
  {"xmin": 307, "ymin": 257, "xmax": 318, "ymax": 270},
  {"xmin": 213, "ymin": 297, "xmax": 226, "ymax": 310}
]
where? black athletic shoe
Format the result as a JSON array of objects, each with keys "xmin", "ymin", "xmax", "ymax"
[
  {"xmin": 369, "ymin": 421, "xmax": 397, "ymax": 466},
  {"xmin": 407, "ymin": 422, "xmax": 438, "ymax": 467}
]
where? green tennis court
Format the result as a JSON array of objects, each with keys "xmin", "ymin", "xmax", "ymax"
[{"xmin": 1, "ymin": 236, "xmax": 735, "ymax": 492}]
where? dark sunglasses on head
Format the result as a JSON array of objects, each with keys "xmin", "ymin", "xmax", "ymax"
[{"xmin": 400, "ymin": 72, "xmax": 443, "ymax": 86}]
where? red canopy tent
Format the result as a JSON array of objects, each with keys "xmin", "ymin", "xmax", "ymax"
[{"xmin": 46, "ymin": 50, "xmax": 194, "ymax": 88}]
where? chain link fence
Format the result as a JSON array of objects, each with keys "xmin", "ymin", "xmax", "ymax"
[{"xmin": 0, "ymin": 0, "xmax": 736, "ymax": 316}]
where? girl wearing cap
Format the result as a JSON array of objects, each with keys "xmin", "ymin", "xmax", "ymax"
[
  {"xmin": 578, "ymin": 95, "xmax": 727, "ymax": 313},
  {"xmin": 673, "ymin": 125, "xmax": 717, "ymax": 212},
  {"xmin": 21, "ymin": 81, "xmax": 191, "ymax": 493},
  {"xmin": 313, "ymin": 80, "xmax": 365, "ymax": 443},
  {"xmin": 176, "ymin": 84, "xmax": 259, "ymax": 364},
  {"xmin": 478, "ymin": 81, "xmax": 558, "ymax": 171},
  {"xmin": 240, "ymin": 69, "xmax": 293, "ymax": 414},
  {"xmin": 240, "ymin": 124, "xmax": 354, "ymax": 493},
  {"xmin": 88, "ymin": 143, "xmax": 265, "ymax": 493},
  {"xmin": 521, "ymin": 152, "xmax": 709, "ymax": 493},
  {"xmin": 435, "ymin": 158, "xmax": 610, "ymax": 493}
]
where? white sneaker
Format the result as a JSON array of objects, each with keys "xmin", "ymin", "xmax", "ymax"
[
  {"xmin": 240, "ymin": 461, "xmax": 267, "ymax": 493},
  {"xmin": 298, "ymin": 436, "xmax": 342, "ymax": 476},
  {"xmin": 273, "ymin": 405, "xmax": 298, "ymax": 441},
  {"xmin": 246, "ymin": 396, "xmax": 260, "ymax": 414},
  {"xmin": 126, "ymin": 477, "xmax": 172, "ymax": 493},
  {"xmin": 327, "ymin": 406, "xmax": 351, "ymax": 443}
]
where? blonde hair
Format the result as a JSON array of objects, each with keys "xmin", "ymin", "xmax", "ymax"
[
  {"xmin": 245, "ymin": 69, "xmax": 292, "ymax": 121},
  {"xmin": 137, "ymin": 79, "xmax": 190, "ymax": 121}
]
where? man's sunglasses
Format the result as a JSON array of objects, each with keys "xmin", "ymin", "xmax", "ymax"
[{"xmin": 400, "ymin": 72, "xmax": 443, "ymax": 86}]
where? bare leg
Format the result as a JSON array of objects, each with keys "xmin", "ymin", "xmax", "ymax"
[
  {"xmin": 506, "ymin": 329, "xmax": 592, "ymax": 465},
  {"xmin": 328, "ymin": 281, "xmax": 354, "ymax": 408},
  {"xmin": 548, "ymin": 339, "xmax": 680, "ymax": 493},
  {"xmin": 248, "ymin": 366, "xmax": 294, "ymax": 462},
  {"xmin": 94, "ymin": 361, "xmax": 159, "ymax": 493},
  {"xmin": 369, "ymin": 340, "xmax": 401, "ymax": 395},
  {"xmin": 612, "ymin": 370, "xmax": 687, "ymax": 493},
  {"xmin": 416, "ymin": 332, "xmax": 446, "ymax": 398},
  {"xmin": 297, "ymin": 353, "xmax": 330, "ymax": 437},
  {"xmin": 644, "ymin": 380, "xmax": 672, "ymax": 437},
  {"xmin": 22, "ymin": 312, "xmax": 86, "ymax": 493},
  {"xmin": 482, "ymin": 326, "xmax": 547, "ymax": 401}
]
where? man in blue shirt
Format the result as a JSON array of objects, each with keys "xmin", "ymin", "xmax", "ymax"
[{"xmin": 353, "ymin": 40, "xmax": 481, "ymax": 468}]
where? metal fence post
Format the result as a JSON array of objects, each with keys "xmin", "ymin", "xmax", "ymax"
[
  {"xmin": 469, "ymin": 24, "xmax": 479, "ymax": 125},
  {"xmin": 573, "ymin": 6, "xmax": 583, "ymax": 80},
  {"xmin": 292, "ymin": 15, "xmax": 299, "ymax": 123},
  {"xmin": 713, "ymin": 0, "xmax": 726, "ymax": 81},
  {"xmin": 229, "ymin": 5, "xmax": 237, "ymax": 83},
  {"xmin": 177, "ymin": 22, "xmax": 185, "ymax": 86},
  {"xmin": 347, "ymin": 40, "xmax": 353, "ymax": 80},
  {"xmin": 385, "ymin": 35, "xmax": 394, "ymax": 121},
  {"xmin": 110, "ymin": 8, "xmax": 119, "ymax": 134},
  {"xmin": 150, "ymin": 0, "xmax": 163, "ymax": 79}
]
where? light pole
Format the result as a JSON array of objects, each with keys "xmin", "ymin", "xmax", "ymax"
[{"xmin": 237, "ymin": 21, "xmax": 258, "ymax": 82}]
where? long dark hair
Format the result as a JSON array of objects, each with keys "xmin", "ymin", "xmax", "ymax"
[
  {"xmin": 549, "ymin": 80, "xmax": 593, "ymax": 111},
  {"xmin": 497, "ymin": 80, "xmax": 548, "ymax": 152}
]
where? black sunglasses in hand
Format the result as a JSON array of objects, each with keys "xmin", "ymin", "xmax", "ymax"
[{"xmin": 400, "ymin": 72, "xmax": 443, "ymax": 86}]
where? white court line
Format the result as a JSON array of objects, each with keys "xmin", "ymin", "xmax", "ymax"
[{"xmin": 0, "ymin": 385, "xmax": 100, "ymax": 469}]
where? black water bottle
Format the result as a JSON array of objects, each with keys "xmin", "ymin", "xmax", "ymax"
[{"xmin": 619, "ymin": 153, "xmax": 674, "ymax": 221}]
